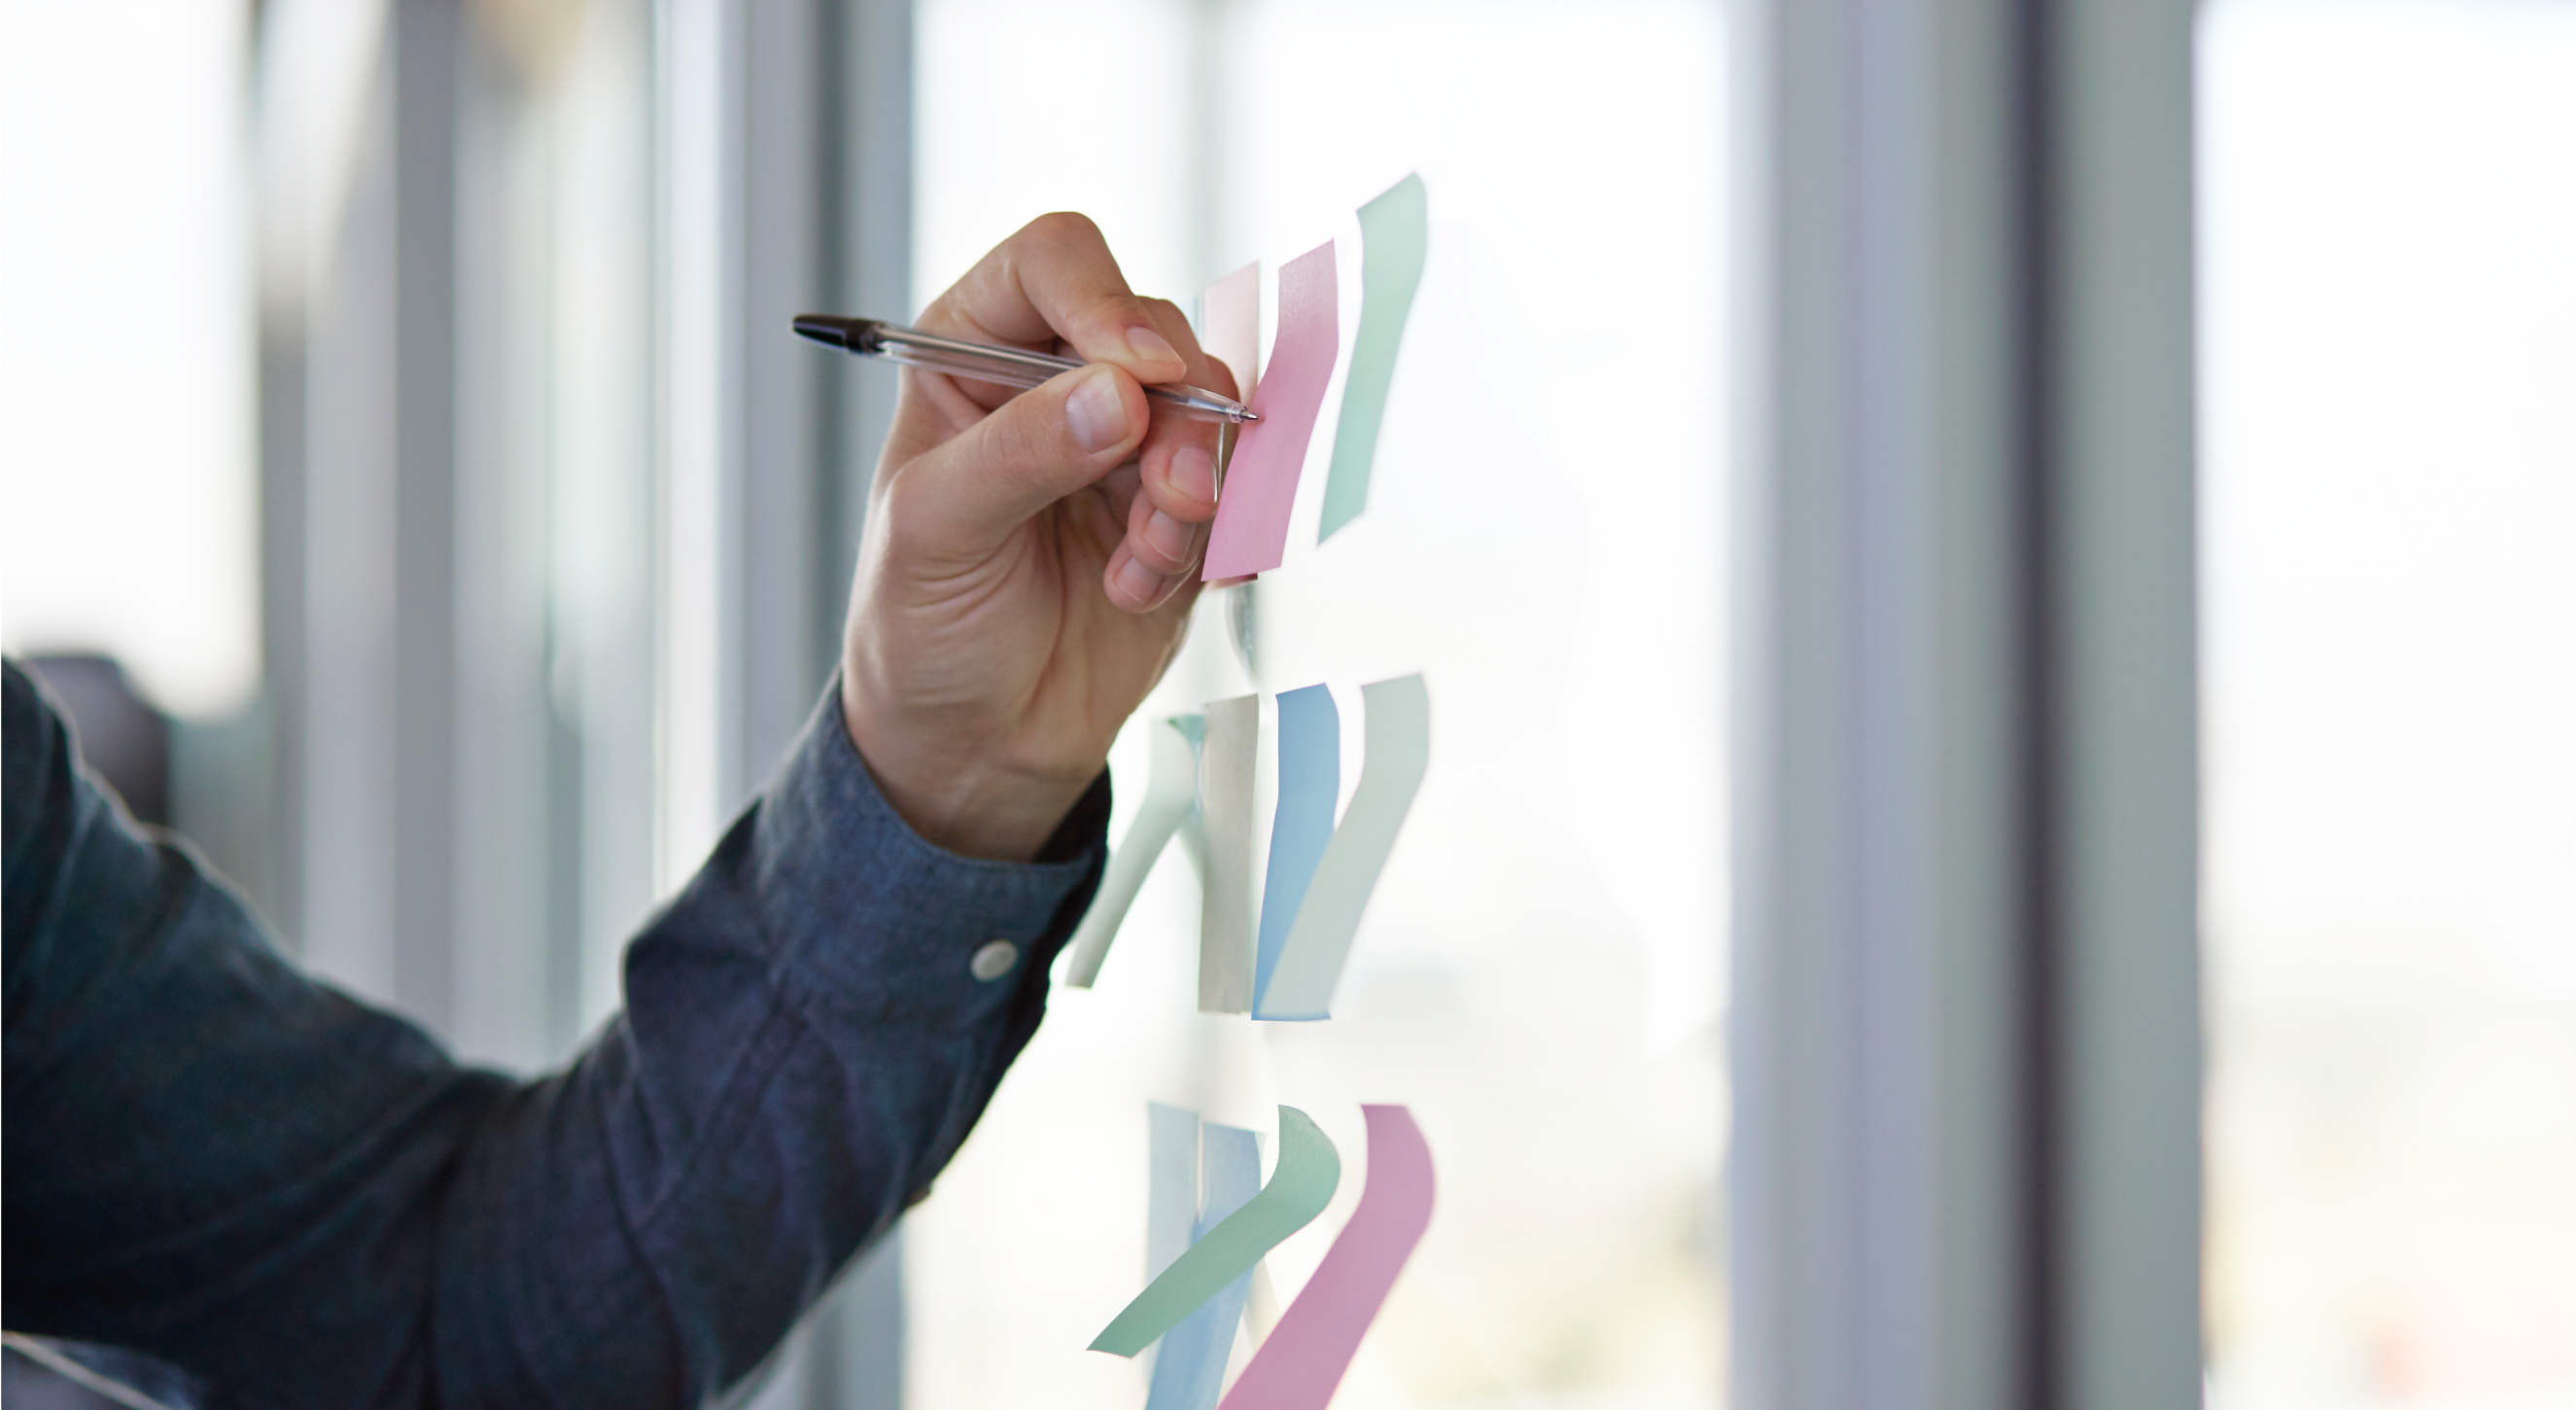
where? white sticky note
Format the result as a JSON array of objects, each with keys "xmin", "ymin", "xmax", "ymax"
[
  {"xmin": 1179, "ymin": 811, "xmax": 1209, "ymax": 885},
  {"xmin": 1147, "ymin": 1103, "xmax": 1201, "ymax": 1284},
  {"xmin": 1246, "ymin": 1262, "xmax": 1282, "ymax": 1342},
  {"xmin": 1065, "ymin": 716, "xmax": 1201, "ymax": 988},
  {"xmin": 1197, "ymin": 694, "xmax": 1258, "ymax": 1014},
  {"xmin": 1253, "ymin": 674, "xmax": 1430, "ymax": 1021}
]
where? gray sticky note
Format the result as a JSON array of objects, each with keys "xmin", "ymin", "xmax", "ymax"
[{"xmin": 1197, "ymin": 694, "xmax": 1258, "ymax": 1014}]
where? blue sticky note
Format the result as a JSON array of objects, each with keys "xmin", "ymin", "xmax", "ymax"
[
  {"xmin": 1253, "ymin": 686, "xmax": 1339, "ymax": 1016},
  {"xmin": 1258, "ymin": 674, "xmax": 1430, "ymax": 1021},
  {"xmin": 1144, "ymin": 1123, "xmax": 1264, "ymax": 1410}
]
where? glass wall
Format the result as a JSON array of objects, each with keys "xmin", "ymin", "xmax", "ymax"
[
  {"xmin": 257, "ymin": 0, "xmax": 662, "ymax": 1067},
  {"xmin": 9, "ymin": 3, "xmax": 1732, "ymax": 1403},
  {"xmin": 907, "ymin": 3, "xmax": 1730, "ymax": 1407},
  {"xmin": 0, "ymin": 1, "xmax": 258, "ymax": 722},
  {"xmin": 2200, "ymin": 2, "xmax": 2576, "ymax": 1403}
]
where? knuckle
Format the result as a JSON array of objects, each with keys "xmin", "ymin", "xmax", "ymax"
[
  {"xmin": 1024, "ymin": 210, "xmax": 1104, "ymax": 250},
  {"xmin": 874, "ymin": 468, "xmax": 936, "ymax": 545}
]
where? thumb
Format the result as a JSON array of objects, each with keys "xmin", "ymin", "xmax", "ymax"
[{"xmin": 890, "ymin": 364, "xmax": 1148, "ymax": 560}]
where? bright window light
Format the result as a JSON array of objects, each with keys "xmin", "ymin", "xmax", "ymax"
[
  {"xmin": 2201, "ymin": 2, "xmax": 2576, "ymax": 1404},
  {"xmin": 0, "ymin": 0, "xmax": 258, "ymax": 719}
]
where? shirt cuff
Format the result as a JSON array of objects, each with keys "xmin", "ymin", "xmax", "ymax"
[{"xmin": 744, "ymin": 677, "xmax": 1112, "ymax": 1025}]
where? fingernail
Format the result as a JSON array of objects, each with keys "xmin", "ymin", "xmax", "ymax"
[
  {"xmin": 1065, "ymin": 367, "xmax": 1130, "ymax": 453},
  {"xmin": 1168, "ymin": 445, "xmax": 1216, "ymax": 506},
  {"xmin": 1127, "ymin": 326, "xmax": 1184, "ymax": 368},
  {"xmin": 1144, "ymin": 508, "xmax": 1194, "ymax": 563},
  {"xmin": 1114, "ymin": 553, "xmax": 1164, "ymax": 605}
]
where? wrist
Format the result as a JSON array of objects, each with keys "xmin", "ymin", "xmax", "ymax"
[{"xmin": 838, "ymin": 687, "xmax": 1093, "ymax": 863}]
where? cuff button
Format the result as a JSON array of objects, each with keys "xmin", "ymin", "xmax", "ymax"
[{"xmin": 969, "ymin": 939, "xmax": 1021, "ymax": 982}]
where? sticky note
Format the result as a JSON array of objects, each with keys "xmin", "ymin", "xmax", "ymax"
[
  {"xmin": 1203, "ymin": 240, "xmax": 1338, "ymax": 581},
  {"xmin": 1066, "ymin": 716, "xmax": 1202, "ymax": 988},
  {"xmin": 1198, "ymin": 694, "xmax": 1258, "ymax": 1014},
  {"xmin": 1145, "ymin": 1122, "xmax": 1263, "ymax": 1410},
  {"xmin": 1253, "ymin": 686, "xmax": 1339, "ymax": 1017},
  {"xmin": 1252, "ymin": 675, "xmax": 1431, "ymax": 1021},
  {"xmin": 1093, "ymin": 1107, "xmax": 1341, "ymax": 1358},
  {"xmin": 1246, "ymin": 1262, "xmax": 1282, "ymax": 1342},
  {"xmin": 1147, "ymin": 1104, "xmax": 1201, "ymax": 1285},
  {"xmin": 1174, "ymin": 715, "xmax": 1210, "ymax": 884},
  {"xmin": 1319, "ymin": 175, "xmax": 1428, "ymax": 544},
  {"xmin": 1216, "ymin": 1106, "xmax": 1436, "ymax": 1410},
  {"xmin": 1201, "ymin": 261, "xmax": 1263, "ymax": 405},
  {"xmin": 1179, "ymin": 809, "xmax": 1209, "ymax": 886}
]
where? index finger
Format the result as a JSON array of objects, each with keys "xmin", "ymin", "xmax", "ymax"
[{"xmin": 918, "ymin": 212, "xmax": 1192, "ymax": 396}]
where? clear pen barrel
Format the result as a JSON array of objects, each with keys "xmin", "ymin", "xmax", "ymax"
[{"xmin": 868, "ymin": 324, "xmax": 1252, "ymax": 424}]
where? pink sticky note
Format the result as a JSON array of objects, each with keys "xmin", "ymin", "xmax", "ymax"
[
  {"xmin": 1202, "ymin": 260, "xmax": 1262, "ymax": 404},
  {"xmin": 1203, "ymin": 240, "xmax": 1338, "ymax": 581},
  {"xmin": 1217, "ymin": 1105, "xmax": 1435, "ymax": 1410}
]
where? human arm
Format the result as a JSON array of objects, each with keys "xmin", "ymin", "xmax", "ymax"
[
  {"xmin": 1, "ymin": 660, "xmax": 1103, "ymax": 1406},
  {"xmin": 3, "ymin": 210, "xmax": 1228, "ymax": 1406}
]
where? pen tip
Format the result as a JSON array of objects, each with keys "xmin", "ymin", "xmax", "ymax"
[{"xmin": 794, "ymin": 313, "xmax": 880, "ymax": 351}]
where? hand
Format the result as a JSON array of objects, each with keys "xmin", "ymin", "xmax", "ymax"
[{"xmin": 839, "ymin": 213, "xmax": 1236, "ymax": 861}]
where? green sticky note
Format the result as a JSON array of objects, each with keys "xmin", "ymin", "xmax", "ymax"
[
  {"xmin": 1089, "ymin": 1106, "xmax": 1341, "ymax": 1357},
  {"xmin": 1318, "ymin": 173, "xmax": 1428, "ymax": 544}
]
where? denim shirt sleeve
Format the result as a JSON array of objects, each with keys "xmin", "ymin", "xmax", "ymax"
[{"xmin": 1, "ymin": 659, "xmax": 1109, "ymax": 1408}]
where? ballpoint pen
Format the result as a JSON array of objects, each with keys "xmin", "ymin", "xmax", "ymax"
[{"xmin": 792, "ymin": 314, "xmax": 1260, "ymax": 425}]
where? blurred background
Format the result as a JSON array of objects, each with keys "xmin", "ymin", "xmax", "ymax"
[
  {"xmin": 0, "ymin": 0, "xmax": 2569, "ymax": 1408},
  {"xmin": 2199, "ymin": 2, "xmax": 2576, "ymax": 1405}
]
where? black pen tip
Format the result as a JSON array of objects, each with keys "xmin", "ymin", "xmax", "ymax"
[{"xmin": 792, "ymin": 313, "xmax": 872, "ymax": 350}]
